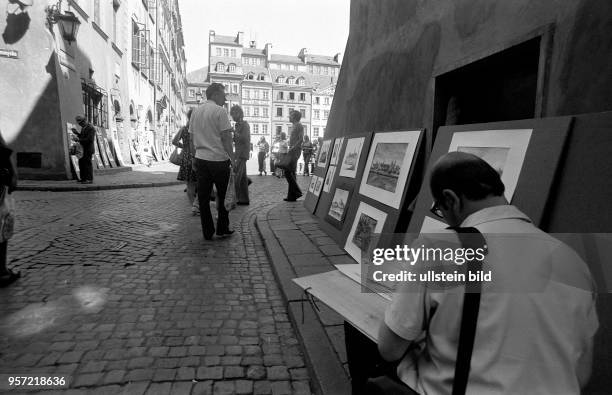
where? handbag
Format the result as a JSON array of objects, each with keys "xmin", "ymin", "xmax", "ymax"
[
  {"xmin": 169, "ymin": 147, "xmax": 182, "ymax": 165},
  {"xmin": 366, "ymin": 227, "xmax": 486, "ymax": 395},
  {"xmin": 224, "ymin": 172, "xmax": 237, "ymax": 211}
]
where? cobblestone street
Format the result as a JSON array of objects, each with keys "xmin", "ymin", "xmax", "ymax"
[{"xmin": 0, "ymin": 175, "xmax": 312, "ymax": 395}]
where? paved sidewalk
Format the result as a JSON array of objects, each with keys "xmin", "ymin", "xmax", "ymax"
[
  {"xmin": 256, "ymin": 203, "xmax": 354, "ymax": 395},
  {"xmin": 16, "ymin": 163, "xmax": 183, "ymax": 192}
]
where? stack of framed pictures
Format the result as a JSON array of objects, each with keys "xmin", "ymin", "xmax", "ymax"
[
  {"xmin": 407, "ymin": 117, "xmax": 573, "ymax": 233},
  {"xmin": 304, "ymin": 138, "xmax": 335, "ymax": 214}
]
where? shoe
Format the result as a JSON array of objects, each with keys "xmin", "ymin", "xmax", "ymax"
[
  {"xmin": 0, "ymin": 269, "xmax": 21, "ymax": 288},
  {"xmin": 284, "ymin": 197, "xmax": 297, "ymax": 202},
  {"xmin": 236, "ymin": 202, "xmax": 249, "ymax": 206},
  {"xmin": 216, "ymin": 230, "xmax": 235, "ymax": 237},
  {"xmin": 259, "ymin": 172, "xmax": 262, "ymax": 176}
]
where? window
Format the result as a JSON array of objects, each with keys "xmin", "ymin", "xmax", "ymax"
[
  {"xmin": 313, "ymin": 127, "xmax": 319, "ymax": 137},
  {"xmin": 82, "ymin": 82, "xmax": 108, "ymax": 128},
  {"xmin": 308, "ymin": 65, "xmax": 313, "ymax": 73},
  {"xmin": 276, "ymin": 76, "xmax": 284, "ymax": 83},
  {"xmin": 189, "ymin": 89, "xmax": 195, "ymax": 98},
  {"xmin": 131, "ymin": 21, "xmax": 146, "ymax": 69},
  {"xmin": 276, "ymin": 107, "xmax": 283, "ymax": 117},
  {"xmin": 244, "ymin": 106, "xmax": 250, "ymax": 116},
  {"xmin": 315, "ymin": 97, "xmax": 320, "ymax": 104},
  {"xmin": 231, "ymin": 49, "xmax": 236, "ymax": 57},
  {"xmin": 216, "ymin": 62, "xmax": 225, "ymax": 72},
  {"xmin": 246, "ymin": 73, "xmax": 254, "ymax": 80},
  {"xmin": 232, "ymin": 84, "xmax": 238, "ymax": 93},
  {"xmin": 228, "ymin": 63, "xmax": 236, "ymax": 72},
  {"xmin": 276, "ymin": 126, "xmax": 282, "ymax": 134},
  {"xmin": 263, "ymin": 124, "xmax": 268, "ymax": 134},
  {"xmin": 94, "ymin": 0, "xmax": 101, "ymax": 25},
  {"xmin": 315, "ymin": 65, "xmax": 321, "ymax": 74},
  {"xmin": 289, "ymin": 92, "xmax": 295, "ymax": 100},
  {"xmin": 112, "ymin": 1, "xmax": 119, "ymax": 43},
  {"xmin": 216, "ymin": 48, "xmax": 221, "ymax": 56},
  {"xmin": 283, "ymin": 64, "xmax": 290, "ymax": 70},
  {"xmin": 254, "ymin": 107, "xmax": 259, "ymax": 117},
  {"xmin": 300, "ymin": 109, "xmax": 306, "ymax": 118},
  {"xmin": 258, "ymin": 73, "xmax": 266, "ymax": 81},
  {"xmin": 323, "ymin": 110, "xmax": 329, "ymax": 119},
  {"xmin": 298, "ymin": 78, "xmax": 305, "ymax": 86},
  {"xmin": 244, "ymin": 89, "xmax": 250, "ymax": 99},
  {"xmin": 223, "ymin": 48, "xmax": 229, "ymax": 57},
  {"xmin": 332, "ymin": 68, "xmax": 337, "ymax": 76},
  {"xmin": 324, "ymin": 66, "xmax": 329, "ymax": 75},
  {"xmin": 299, "ymin": 93, "xmax": 306, "ymax": 101},
  {"xmin": 303, "ymin": 125, "xmax": 307, "ymax": 134},
  {"xmin": 263, "ymin": 107, "xmax": 269, "ymax": 117},
  {"xmin": 314, "ymin": 110, "xmax": 320, "ymax": 119},
  {"xmin": 253, "ymin": 124, "xmax": 259, "ymax": 133},
  {"xmin": 263, "ymin": 91, "xmax": 269, "ymax": 100},
  {"xmin": 287, "ymin": 77, "xmax": 295, "ymax": 85},
  {"xmin": 277, "ymin": 91, "xmax": 284, "ymax": 100},
  {"xmin": 325, "ymin": 97, "xmax": 330, "ymax": 105}
]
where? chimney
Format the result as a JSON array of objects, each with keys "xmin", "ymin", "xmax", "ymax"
[
  {"xmin": 249, "ymin": 40, "xmax": 256, "ymax": 49},
  {"xmin": 299, "ymin": 48, "xmax": 308, "ymax": 64},
  {"xmin": 237, "ymin": 31, "xmax": 244, "ymax": 46},
  {"xmin": 209, "ymin": 30, "xmax": 215, "ymax": 43},
  {"xmin": 265, "ymin": 43, "xmax": 273, "ymax": 62}
]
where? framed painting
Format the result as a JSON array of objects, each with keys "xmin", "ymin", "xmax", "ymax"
[
  {"xmin": 307, "ymin": 176, "xmax": 318, "ymax": 193},
  {"xmin": 359, "ymin": 130, "xmax": 421, "ymax": 209},
  {"xmin": 316, "ymin": 139, "xmax": 333, "ymax": 168},
  {"xmin": 448, "ymin": 129, "xmax": 532, "ymax": 201},
  {"xmin": 339, "ymin": 137, "xmax": 365, "ymax": 178},
  {"xmin": 325, "ymin": 187, "xmax": 352, "ymax": 229},
  {"xmin": 70, "ymin": 156, "xmax": 81, "ymax": 181},
  {"xmin": 344, "ymin": 202, "xmax": 388, "ymax": 263},
  {"xmin": 330, "ymin": 137, "xmax": 344, "ymax": 166},
  {"xmin": 104, "ymin": 137, "xmax": 117, "ymax": 168},
  {"xmin": 313, "ymin": 176, "xmax": 324, "ymax": 197},
  {"xmin": 323, "ymin": 165, "xmax": 337, "ymax": 193}
]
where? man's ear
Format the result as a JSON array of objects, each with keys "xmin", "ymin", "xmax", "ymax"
[{"xmin": 441, "ymin": 189, "xmax": 460, "ymax": 210}]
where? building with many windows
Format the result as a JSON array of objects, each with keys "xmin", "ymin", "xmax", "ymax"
[{"xmin": 186, "ymin": 31, "xmax": 340, "ymax": 146}]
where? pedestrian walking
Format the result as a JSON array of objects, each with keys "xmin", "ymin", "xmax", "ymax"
[
  {"xmin": 256, "ymin": 136, "xmax": 269, "ymax": 176},
  {"xmin": 0, "ymin": 130, "xmax": 19, "ymax": 287},
  {"xmin": 172, "ymin": 108, "xmax": 199, "ymax": 215},
  {"xmin": 283, "ymin": 111, "xmax": 304, "ymax": 201},
  {"xmin": 270, "ymin": 134, "xmax": 280, "ymax": 177},
  {"xmin": 189, "ymin": 83, "xmax": 235, "ymax": 240},
  {"xmin": 301, "ymin": 135, "xmax": 314, "ymax": 176},
  {"xmin": 73, "ymin": 115, "xmax": 96, "ymax": 184},
  {"xmin": 230, "ymin": 105, "xmax": 250, "ymax": 206}
]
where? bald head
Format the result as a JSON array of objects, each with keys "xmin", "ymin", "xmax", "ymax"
[{"xmin": 430, "ymin": 151, "xmax": 505, "ymax": 202}]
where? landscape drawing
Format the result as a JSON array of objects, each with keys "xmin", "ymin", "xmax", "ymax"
[
  {"xmin": 366, "ymin": 142, "xmax": 409, "ymax": 192},
  {"xmin": 313, "ymin": 177, "xmax": 324, "ymax": 196},
  {"xmin": 317, "ymin": 140, "xmax": 332, "ymax": 167},
  {"xmin": 329, "ymin": 189, "xmax": 349, "ymax": 221},
  {"xmin": 323, "ymin": 166, "xmax": 336, "ymax": 192},
  {"xmin": 330, "ymin": 138, "xmax": 344, "ymax": 165},
  {"xmin": 340, "ymin": 137, "xmax": 364, "ymax": 178},
  {"xmin": 352, "ymin": 213, "xmax": 378, "ymax": 251},
  {"xmin": 308, "ymin": 176, "xmax": 317, "ymax": 193},
  {"xmin": 457, "ymin": 146, "xmax": 510, "ymax": 176}
]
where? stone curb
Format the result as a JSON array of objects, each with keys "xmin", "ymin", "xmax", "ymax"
[
  {"xmin": 255, "ymin": 205, "xmax": 351, "ymax": 395},
  {"xmin": 15, "ymin": 181, "xmax": 183, "ymax": 192}
]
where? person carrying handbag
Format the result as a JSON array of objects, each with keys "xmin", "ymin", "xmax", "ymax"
[{"xmin": 0, "ymin": 130, "xmax": 20, "ymax": 287}]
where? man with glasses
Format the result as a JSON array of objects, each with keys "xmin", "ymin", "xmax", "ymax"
[
  {"xmin": 189, "ymin": 83, "xmax": 235, "ymax": 240},
  {"xmin": 376, "ymin": 151, "xmax": 598, "ymax": 394}
]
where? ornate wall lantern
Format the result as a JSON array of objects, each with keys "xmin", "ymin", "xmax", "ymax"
[{"xmin": 46, "ymin": 0, "xmax": 81, "ymax": 43}]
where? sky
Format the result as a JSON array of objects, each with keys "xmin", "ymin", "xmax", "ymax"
[{"xmin": 178, "ymin": 0, "xmax": 351, "ymax": 73}]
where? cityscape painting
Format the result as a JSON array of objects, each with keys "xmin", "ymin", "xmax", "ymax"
[
  {"xmin": 313, "ymin": 176, "xmax": 324, "ymax": 196},
  {"xmin": 328, "ymin": 188, "xmax": 350, "ymax": 222},
  {"xmin": 365, "ymin": 143, "xmax": 408, "ymax": 193},
  {"xmin": 330, "ymin": 137, "xmax": 344, "ymax": 166},
  {"xmin": 339, "ymin": 137, "xmax": 365, "ymax": 178},
  {"xmin": 308, "ymin": 176, "xmax": 318, "ymax": 193},
  {"xmin": 317, "ymin": 139, "xmax": 333, "ymax": 168},
  {"xmin": 323, "ymin": 166, "xmax": 337, "ymax": 193},
  {"xmin": 457, "ymin": 146, "xmax": 510, "ymax": 176},
  {"xmin": 359, "ymin": 130, "xmax": 422, "ymax": 209},
  {"xmin": 345, "ymin": 202, "xmax": 387, "ymax": 263}
]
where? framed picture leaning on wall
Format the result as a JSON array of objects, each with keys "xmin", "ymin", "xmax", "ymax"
[
  {"xmin": 317, "ymin": 139, "xmax": 333, "ymax": 168},
  {"xmin": 359, "ymin": 130, "xmax": 422, "ymax": 209},
  {"xmin": 339, "ymin": 137, "xmax": 365, "ymax": 178}
]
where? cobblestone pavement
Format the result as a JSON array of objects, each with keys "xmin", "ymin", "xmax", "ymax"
[{"xmin": 0, "ymin": 175, "xmax": 311, "ymax": 394}]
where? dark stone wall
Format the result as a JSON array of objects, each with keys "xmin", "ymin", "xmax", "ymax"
[{"xmin": 328, "ymin": 0, "xmax": 612, "ymax": 140}]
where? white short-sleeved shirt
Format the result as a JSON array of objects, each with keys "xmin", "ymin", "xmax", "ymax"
[
  {"xmin": 385, "ymin": 205, "xmax": 598, "ymax": 395},
  {"xmin": 189, "ymin": 100, "xmax": 232, "ymax": 161}
]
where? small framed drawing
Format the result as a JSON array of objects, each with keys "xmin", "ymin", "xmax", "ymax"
[
  {"xmin": 317, "ymin": 139, "xmax": 333, "ymax": 168},
  {"xmin": 339, "ymin": 137, "xmax": 365, "ymax": 178},
  {"xmin": 330, "ymin": 137, "xmax": 344, "ymax": 166},
  {"xmin": 307, "ymin": 176, "xmax": 318, "ymax": 193},
  {"xmin": 326, "ymin": 187, "xmax": 351, "ymax": 229},
  {"xmin": 344, "ymin": 202, "xmax": 388, "ymax": 263},
  {"xmin": 313, "ymin": 176, "xmax": 324, "ymax": 197},
  {"xmin": 448, "ymin": 129, "xmax": 532, "ymax": 201},
  {"xmin": 323, "ymin": 165, "xmax": 337, "ymax": 193},
  {"xmin": 359, "ymin": 130, "xmax": 421, "ymax": 209}
]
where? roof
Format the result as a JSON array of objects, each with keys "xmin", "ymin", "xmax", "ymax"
[
  {"xmin": 269, "ymin": 69, "xmax": 336, "ymax": 89},
  {"xmin": 242, "ymin": 48, "xmax": 266, "ymax": 56},
  {"xmin": 306, "ymin": 54, "xmax": 340, "ymax": 66},
  {"xmin": 210, "ymin": 34, "xmax": 239, "ymax": 46},
  {"xmin": 270, "ymin": 54, "xmax": 302, "ymax": 64},
  {"xmin": 186, "ymin": 66, "xmax": 208, "ymax": 84}
]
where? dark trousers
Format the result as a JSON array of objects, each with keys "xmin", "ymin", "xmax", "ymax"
[
  {"xmin": 258, "ymin": 152, "xmax": 266, "ymax": 173},
  {"xmin": 302, "ymin": 154, "xmax": 311, "ymax": 175},
  {"xmin": 345, "ymin": 322, "xmax": 387, "ymax": 395},
  {"xmin": 79, "ymin": 152, "xmax": 94, "ymax": 181},
  {"xmin": 195, "ymin": 158, "xmax": 231, "ymax": 239},
  {"xmin": 285, "ymin": 169, "xmax": 302, "ymax": 199},
  {"xmin": 269, "ymin": 157, "xmax": 276, "ymax": 174}
]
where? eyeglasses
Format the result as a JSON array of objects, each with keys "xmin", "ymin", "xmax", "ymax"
[{"xmin": 430, "ymin": 201, "xmax": 444, "ymax": 219}]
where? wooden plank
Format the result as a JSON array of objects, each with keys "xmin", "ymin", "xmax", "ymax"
[{"xmin": 293, "ymin": 270, "xmax": 388, "ymax": 342}]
